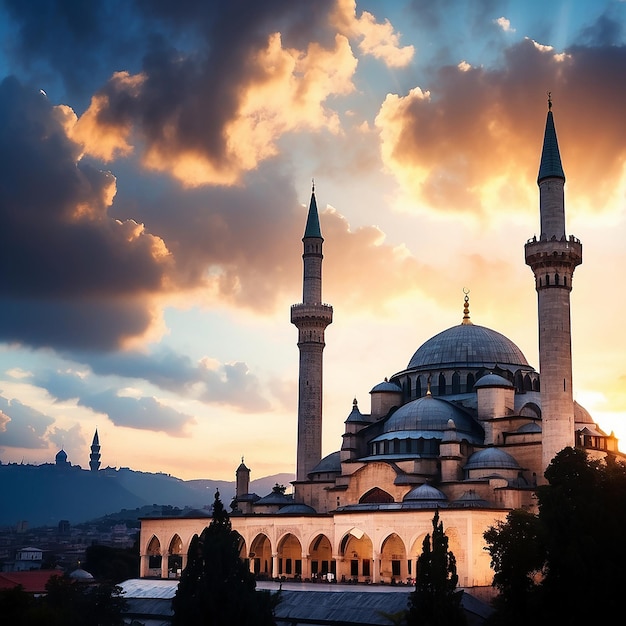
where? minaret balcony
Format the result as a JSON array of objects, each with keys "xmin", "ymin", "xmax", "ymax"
[
  {"xmin": 524, "ymin": 235, "xmax": 582, "ymax": 271},
  {"xmin": 291, "ymin": 303, "xmax": 333, "ymax": 326}
]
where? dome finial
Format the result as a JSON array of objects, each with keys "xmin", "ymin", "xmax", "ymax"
[
  {"xmin": 426, "ymin": 375, "xmax": 432, "ymax": 396},
  {"xmin": 462, "ymin": 288, "xmax": 472, "ymax": 325},
  {"xmin": 547, "ymin": 90, "xmax": 552, "ymax": 110}
]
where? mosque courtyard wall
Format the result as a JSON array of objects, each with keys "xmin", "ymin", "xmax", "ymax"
[{"xmin": 139, "ymin": 508, "xmax": 507, "ymax": 589}]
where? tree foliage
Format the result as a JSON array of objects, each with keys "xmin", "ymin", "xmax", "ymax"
[
  {"xmin": 84, "ymin": 542, "xmax": 139, "ymax": 583},
  {"xmin": 484, "ymin": 447, "xmax": 626, "ymax": 625},
  {"xmin": 406, "ymin": 509, "xmax": 466, "ymax": 626},
  {"xmin": 172, "ymin": 490, "xmax": 279, "ymax": 626},
  {"xmin": 483, "ymin": 509, "xmax": 545, "ymax": 625},
  {"xmin": 0, "ymin": 577, "xmax": 126, "ymax": 626}
]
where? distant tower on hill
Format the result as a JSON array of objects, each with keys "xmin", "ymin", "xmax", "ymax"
[{"xmin": 89, "ymin": 429, "xmax": 101, "ymax": 472}]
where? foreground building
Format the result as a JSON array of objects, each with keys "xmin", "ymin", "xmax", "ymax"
[{"xmin": 140, "ymin": 101, "xmax": 621, "ymax": 588}]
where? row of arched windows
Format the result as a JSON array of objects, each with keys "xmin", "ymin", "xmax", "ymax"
[{"xmin": 398, "ymin": 369, "xmax": 540, "ymax": 400}]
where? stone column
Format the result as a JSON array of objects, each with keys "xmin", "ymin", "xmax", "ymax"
[
  {"xmin": 160, "ymin": 551, "xmax": 169, "ymax": 579},
  {"xmin": 271, "ymin": 553, "xmax": 279, "ymax": 580},
  {"xmin": 372, "ymin": 552, "xmax": 380, "ymax": 584}
]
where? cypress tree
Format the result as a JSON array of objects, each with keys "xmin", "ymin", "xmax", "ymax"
[
  {"xmin": 172, "ymin": 490, "xmax": 279, "ymax": 625},
  {"xmin": 407, "ymin": 509, "xmax": 466, "ymax": 626}
]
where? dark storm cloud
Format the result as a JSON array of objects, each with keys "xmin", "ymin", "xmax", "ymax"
[
  {"xmin": 0, "ymin": 77, "xmax": 172, "ymax": 350},
  {"xmin": 0, "ymin": 396, "xmax": 53, "ymax": 449}
]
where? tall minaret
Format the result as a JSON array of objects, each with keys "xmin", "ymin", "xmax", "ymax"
[
  {"xmin": 525, "ymin": 96, "xmax": 582, "ymax": 473},
  {"xmin": 89, "ymin": 429, "xmax": 101, "ymax": 472},
  {"xmin": 291, "ymin": 184, "xmax": 333, "ymax": 482}
]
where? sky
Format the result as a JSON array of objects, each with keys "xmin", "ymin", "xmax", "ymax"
[{"xmin": 0, "ymin": 0, "xmax": 625, "ymax": 483}]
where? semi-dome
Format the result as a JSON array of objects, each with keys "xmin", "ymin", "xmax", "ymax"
[
  {"xmin": 310, "ymin": 451, "xmax": 341, "ymax": 474},
  {"xmin": 407, "ymin": 323, "xmax": 530, "ymax": 371},
  {"xmin": 382, "ymin": 395, "xmax": 483, "ymax": 442},
  {"xmin": 278, "ymin": 503, "xmax": 317, "ymax": 514},
  {"xmin": 403, "ymin": 483, "xmax": 447, "ymax": 503}
]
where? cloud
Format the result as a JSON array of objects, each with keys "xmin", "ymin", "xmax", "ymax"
[
  {"xmin": 47, "ymin": 423, "xmax": 86, "ymax": 455},
  {"xmin": 0, "ymin": 396, "xmax": 54, "ymax": 449},
  {"xmin": 75, "ymin": 30, "xmax": 358, "ymax": 186},
  {"xmin": 374, "ymin": 39, "xmax": 626, "ymax": 220},
  {"xmin": 81, "ymin": 390, "xmax": 195, "ymax": 436},
  {"xmin": 31, "ymin": 345, "xmax": 272, "ymax": 417},
  {"xmin": 0, "ymin": 77, "xmax": 174, "ymax": 350},
  {"xmin": 331, "ymin": 0, "xmax": 414, "ymax": 67},
  {"xmin": 494, "ymin": 17, "xmax": 515, "ymax": 33}
]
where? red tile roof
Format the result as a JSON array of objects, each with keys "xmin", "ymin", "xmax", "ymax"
[{"xmin": 0, "ymin": 570, "xmax": 61, "ymax": 593}]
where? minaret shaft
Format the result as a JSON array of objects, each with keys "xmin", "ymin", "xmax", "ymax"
[
  {"xmin": 525, "ymin": 106, "xmax": 582, "ymax": 473},
  {"xmin": 291, "ymin": 188, "xmax": 332, "ymax": 483}
]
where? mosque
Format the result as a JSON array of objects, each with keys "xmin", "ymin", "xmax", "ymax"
[{"xmin": 139, "ymin": 102, "xmax": 622, "ymax": 588}]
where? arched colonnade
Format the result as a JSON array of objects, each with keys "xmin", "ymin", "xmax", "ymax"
[{"xmin": 138, "ymin": 511, "xmax": 497, "ymax": 586}]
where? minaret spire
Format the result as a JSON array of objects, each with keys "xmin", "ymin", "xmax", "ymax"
[
  {"xmin": 291, "ymin": 184, "xmax": 333, "ymax": 485},
  {"xmin": 525, "ymin": 98, "xmax": 582, "ymax": 475},
  {"xmin": 89, "ymin": 428, "xmax": 101, "ymax": 472}
]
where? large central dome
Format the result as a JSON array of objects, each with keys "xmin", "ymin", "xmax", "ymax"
[{"xmin": 407, "ymin": 323, "xmax": 529, "ymax": 371}]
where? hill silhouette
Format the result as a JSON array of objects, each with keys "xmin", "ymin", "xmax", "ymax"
[{"xmin": 0, "ymin": 462, "xmax": 293, "ymax": 527}]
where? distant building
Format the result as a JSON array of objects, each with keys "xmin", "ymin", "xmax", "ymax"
[
  {"xmin": 55, "ymin": 449, "xmax": 70, "ymax": 467},
  {"xmin": 140, "ymin": 102, "xmax": 624, "ymax": 589},
  {"xmin": 2, "ymin": 546, "xmax": 44, "ymax": 572}
]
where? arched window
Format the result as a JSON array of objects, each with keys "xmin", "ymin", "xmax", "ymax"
[
  {"xmin": 452, "ymin": 371, "xmax": 461, "ymax": 394},
  {"xmin": 415, "ymin": 376, "xmax": 422, "ymax": 398},
  {"xmin": 466, "ymin": 372, "xmax": 475, "ymax": 392},
  {"xmin": 438, "ymin": 373, "xmax": 446, "ymax": 395}
]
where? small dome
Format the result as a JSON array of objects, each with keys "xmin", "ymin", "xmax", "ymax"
[
  {"xmin": 407, "ymin": 324, "xmax": 530, "ymax": 371},
  {"xmin": 474, "ymin": 374, "xmax": 514, "ymax": 389},
  {"xmin": 464, "ymin": 447, "xmax": 520, "ymax": 470},
  {"xmin": 310, "ymin": 451, "xmax": 341, "ymax": 474},
  {"xmin": 55, "ymin": 449, "xmax": 68, "ymax": 463},
  {"xmin": 70, "ymin": 568, "xmax": 94, "ymax": 581},
  {"xmin": 403, "ymin": 483, "xmax": 447, "ymax": 503},
  {"xmin": 254, "ymin": 492, "xmax": 293, "ymax": 506},
  {"xmin": 370, "ymin": 379, "xmax": 402, "ymax": 394},
  {"xmin": 278, "ymin": 503, "xmax": 317, "ymax": 515},
  {"xmin": 451, "ymin": 490, "xmax": 490, "ymax": 508},
  {"xmin": 574, "ymin": 401, "xmax": 595, "ymax": 424},
  {"xmin": 383, "ymin": 395, "xmax": 482, "ymax": 441}
]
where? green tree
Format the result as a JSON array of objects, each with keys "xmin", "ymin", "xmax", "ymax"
[
  {"xmin": 172, "ymin": 490, "xmax": 280, "ymax": 626},
  {"xmin": 84, "ymin": 543, "xmax": 140, "ymax": 583},
  {"xmin": 483, "ymin": 509, "xmax": 545, "ymax": 625},
  {"xmin": 484, "ymin": 447, "xmax": 626, "ymax": 625},
  {"xmin": 42, "ymin": 575, "xmax": 127, "ymax": 626},
  {"xmin": 406, "ymin": 509, "xmax": 466, "ymax": 626},
  {"xmin": 535, "ymin": 447, "xmax": 626, "ymax": 624}
]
